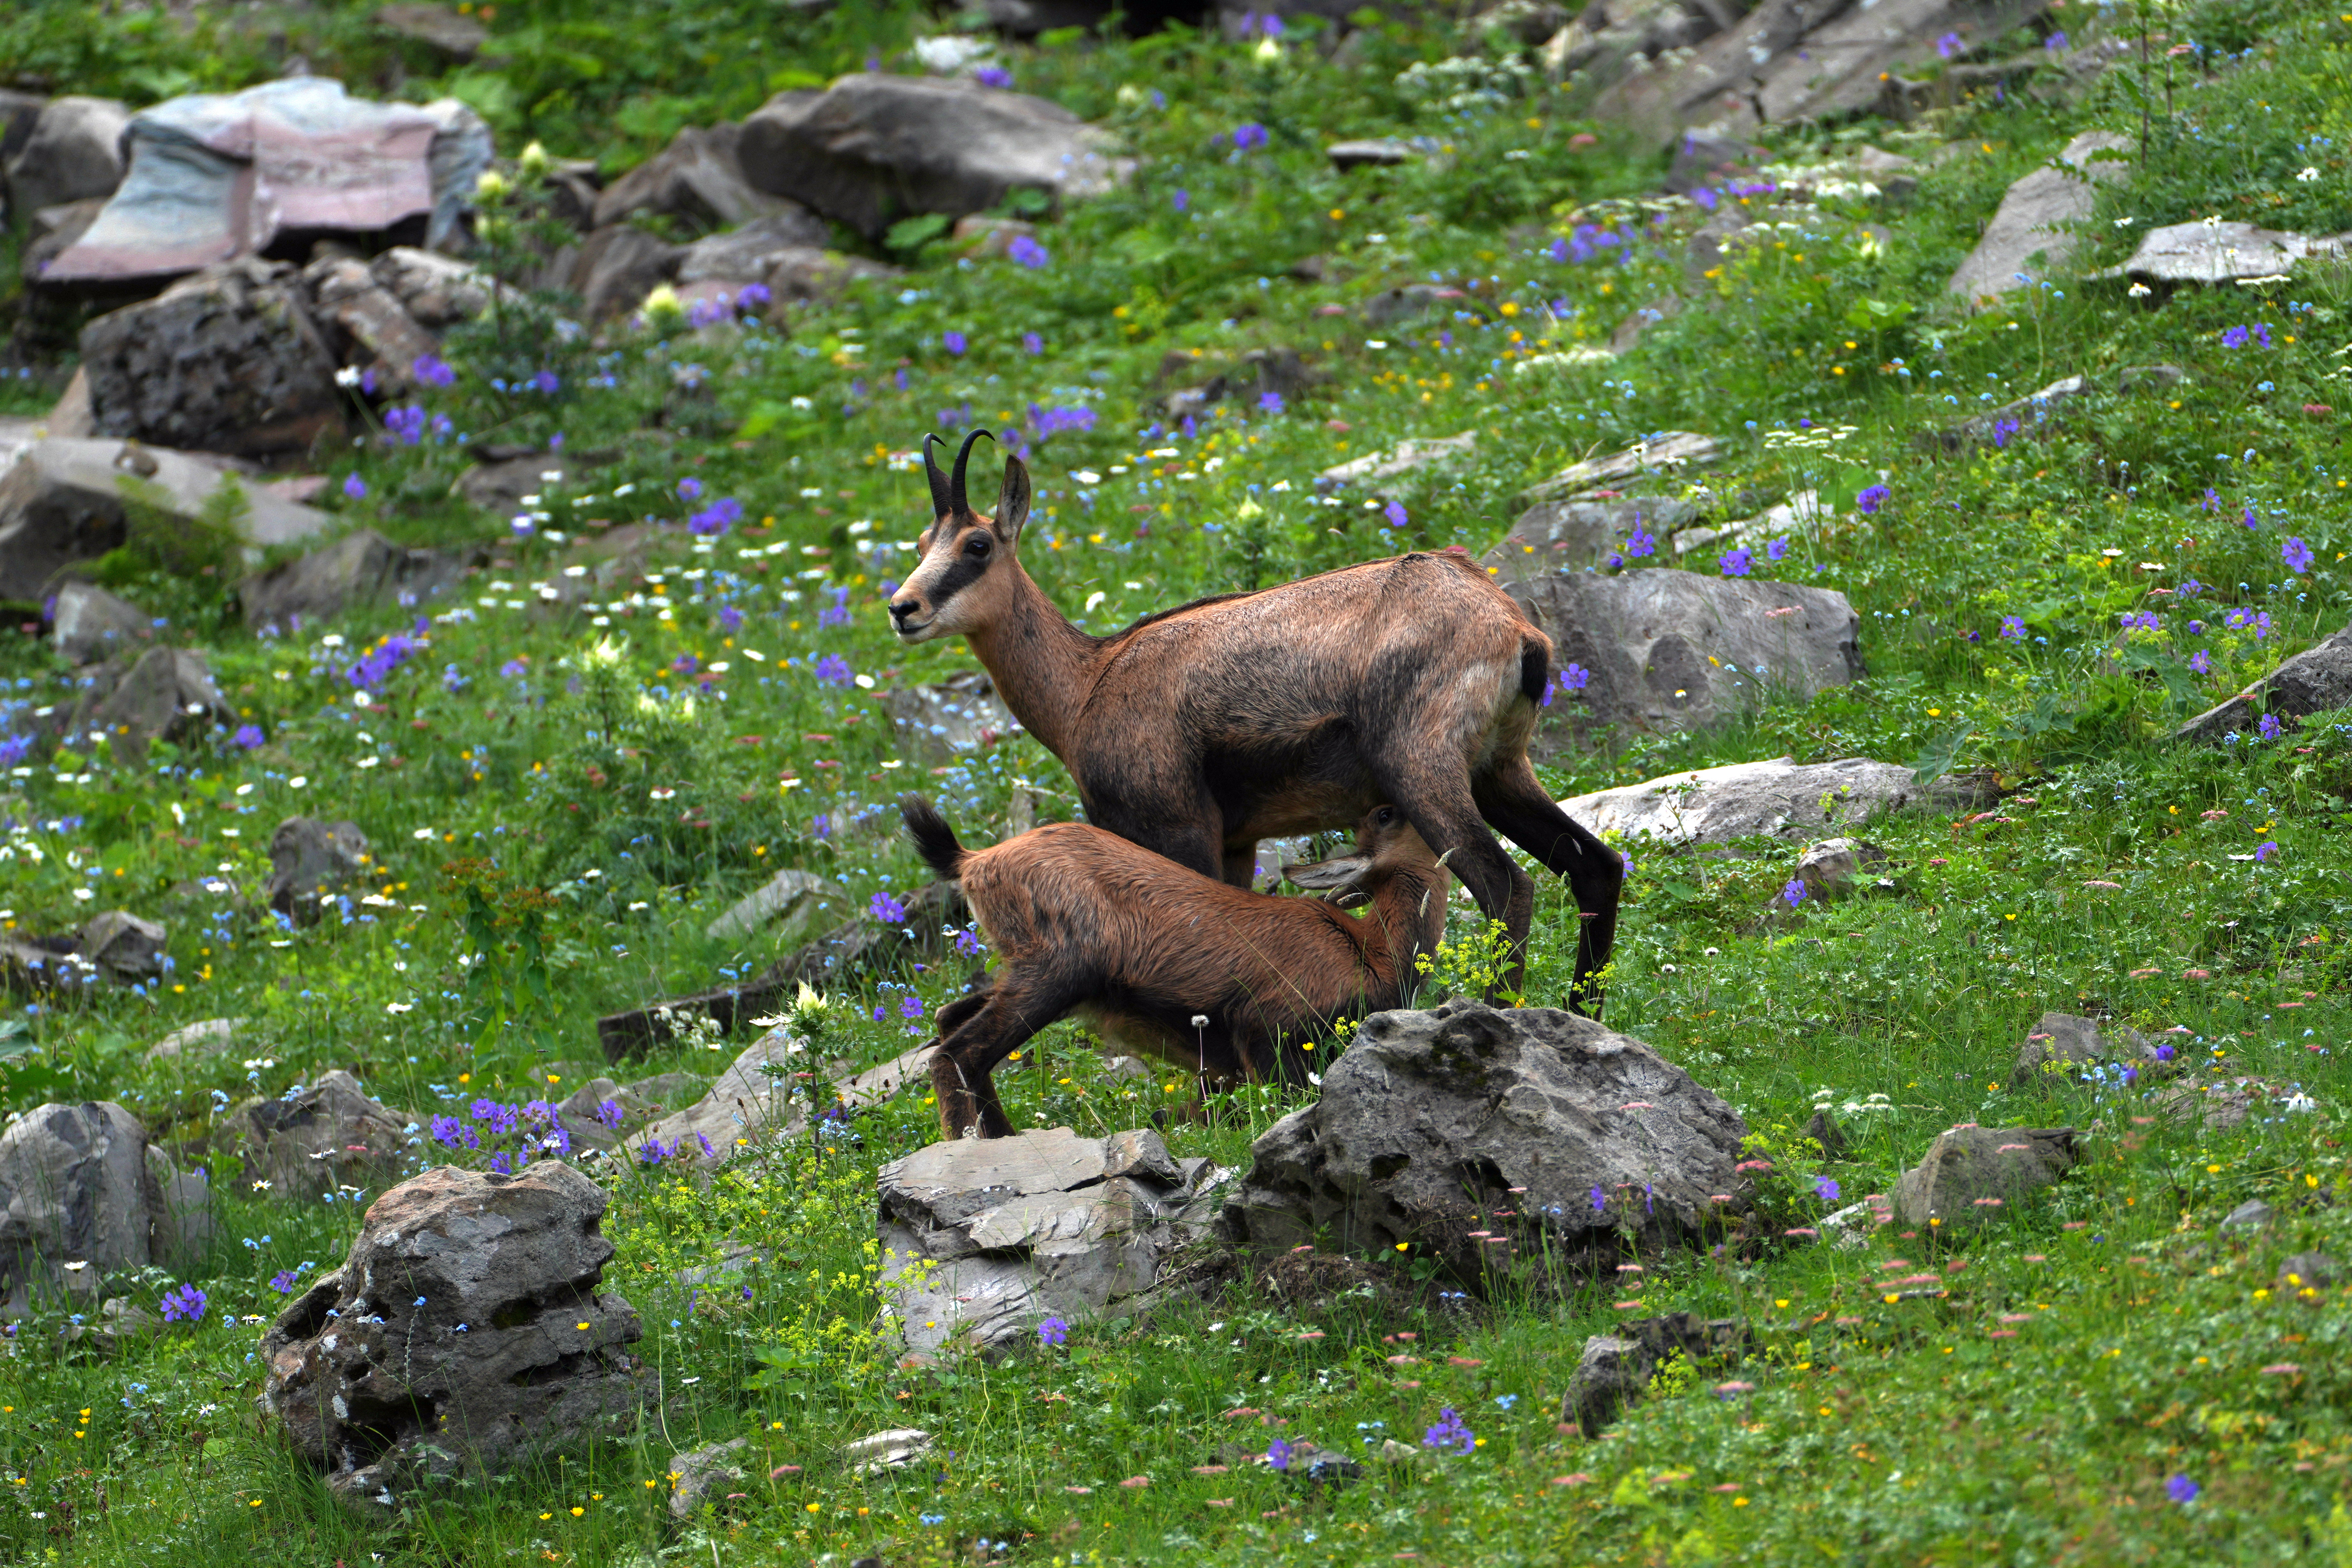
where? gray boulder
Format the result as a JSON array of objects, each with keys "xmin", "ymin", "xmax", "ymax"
[
  {"xmin": 595, "ymin": 123, "xmax": 805, "ymax": 231},
  {"xmin": 880, "ymin": 1126, "xmax": 1217, "ymax": 1355},
  {"xmin": 0, "ymin": 437, "xmax": 331, "ymax": 602},
  {"xmin": 265, "ymin": 817, "xmax": 373, "ymax": 925},
  {"xmin": 48, "ymin": 579, "xmax": 152, "ymax": 666},
  {"xmin": 258, "ymin": 1162, "xmax": 647, "ymax": 1513},
  {"xmin": 2093, "ymin": 221, "xmax": 2351, "ymax": 287},
  {"xmin": 4, "ymin": 97, "xmax": 129, "ymax": 232},
  {"xmin": 1794, "ymin": 836, "xmax": 1891, "ymax": 901},
  {"xmin": 704, "ymin": 869, "xmax": 848, "ymax": 943},
  {"xmin": 79, "ymin": 260, "xmax": 343, "ymax": 458},
  {"xmin": 0, "ymin": 1101, "xmax": 157, "ymax": 1307},
  {"xmin": 63, "ymin": 646, "xmax": 232, "ymax": 762},
  {"xmin": 1317, "ymin": 431, "xmax": 1477, "ymax": 490},
  {"xmin": 666, "ymin": 1437, "xmax": 749, "ymax": 1520},
  {"xmin": 239, "ymin": 528, "xmax": 475, "ymax": 630},
  {"xmin": 738, "ymin": 74, "xmax": 1131, "ymax": 240},
  {"xmin": 1560, "ymin": 756, "xmax": 1993, "ymax": 847},
  {"xmin": 1519, "ymin": 430, "xmax": 1718, "ymax": 505},
  {"xmin": 376, "ymin": 3, "xmax": 493, "ymax": 61},
  {"xmin": 2011, "ymin": 1010, "xmax": 2169, "ymax": 1088},
  {"xmin": 145, "ymin": 1145, "xmax": 214, "ymax": 1273},
  {"xmin": 1481, "ymin": 497, "xmax": 1698, "ymax": 585},
  {"xmin": 226, "ymin": 1069, "xmax": 413, "ymax": 1201},
  {"xmin": 145, "ymin": 1017, "xmax": 242, "ymax": 1063},
  {"xmin": 1892, "ymin": 1124, "xmax": 2078, "ymax": 1229},
  {"xmin": 1217, "ymin": 999, "xmax": 1750, "ymax": 1275},
  {"xmin": 301, "ymin": 255, "xmax": 443, "ymax": 392},
  {"xmin": 2177, "ymin": 620, "xmax": 2352, "ymax": 744},
  {"xmin": 1948, "ymin": 131, "xmax": 2133, "ymax": 306},
  {"xmin": 571, "ymin": 225, "xmax": 683, "ymax": 321},
  {"xmin": 78, "ymin": 909, "xmax": 167, "ymax": 980},
  {"xmin": 888, "ymin": 670, "xmax": 1019, "ymax": 767},
  {"xmin": 676, "ymin": 209, "xmax": 836, "ymax": 287},
  {"xmin": 45, "ymin": 79, "xmax": 491, "ymax": 284},
  {"xmin": 1504, "ymin": 568, "xmax": 1860, "ymax": 753},
  {"xmin": 2279, "ymin": 1253, "xmax": 2338, "ymax": 1292},
  {"xmin": 1921, "ymin": 373, "xmax": 2088, "ymax": 453},
  {"xmin": 369, "ymin": 245, "xmax": 504, "ymax": 329},
  {"xmin": 1563, "ymin": 1312, "xmax": 1750, "ymax": 1438},
  {"xmin": 0, "ymin": 91, "xmax": 46, "ymax": 198}
]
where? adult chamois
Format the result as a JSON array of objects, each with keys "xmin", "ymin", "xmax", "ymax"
[
  {"xmin": 902, "ymin": 796, "xmax": 1448, "ymax": 1140},
  {"xmin": 887, "ymin": 430, "xmax": 1622, "ymax": 1008}
]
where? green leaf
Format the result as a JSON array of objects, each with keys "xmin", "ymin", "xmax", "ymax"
[
  {"xmin": 1909, "ymin": 720, "xmax": 1972, "ymax": 784},
  {"xmin": 883, "ymin": 212, "xmax": 951, "ymax": 254},
  {"xmin": 1842, "ymin": 297, "xmax": 1913, "ymax": 331}
]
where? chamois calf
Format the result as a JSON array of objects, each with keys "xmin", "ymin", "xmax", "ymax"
[
  {"xmin": 888, "ymin": 430, "xmax": 1622, "ymax": 1010},
  {"xmin": 901, "ymin": 795, "xmax": 1448, "ymax": 1141}
]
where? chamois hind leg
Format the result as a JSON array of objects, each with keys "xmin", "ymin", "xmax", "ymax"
[
  {"xmin": 1087, "ymin": 786, "xmax": 1227, "ymax": 882},
  {"xmin": 926, "ymin": 975, "xmax": 1069, "ymax": 1140},
  {"xmin": 1476, "ymin": 756, "xmax": 1624, "ymax": 1018},
  {"xmin": 1377, "ymin": 763, "xmax": 1535, "ymax": 999}
]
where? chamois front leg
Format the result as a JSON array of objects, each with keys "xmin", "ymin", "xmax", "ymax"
[
  {"xmin": 1477, "ymin": 757, "xmax": 1624, "ymax": 1017},
  {"xmin": 926, "ymin": 981, "xmax": 1062, "ymax": 1140},
  {"xmin": 1379, "ymin": 766, "xmax": 1535, "ymax": 999}
]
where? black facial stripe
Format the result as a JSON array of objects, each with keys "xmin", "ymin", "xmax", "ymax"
[{"xmin": 928, "ymin": 548, "xmax": 990, "ymax": 608}]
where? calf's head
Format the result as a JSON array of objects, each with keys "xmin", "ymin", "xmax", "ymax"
[
  {"xmin": 1282, "ymin": 805, "xmax": 1445, "ymax": 909},
  {"xmin": 889, "ymin": 429, "xmax": 1032, "ymax": 644}
]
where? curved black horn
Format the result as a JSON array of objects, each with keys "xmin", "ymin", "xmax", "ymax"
[
  {"xmin": 922, "ymin": 433, "xmax": 953, "ymax": 518},
  {"xmin": 951, "ymin": 428, "xmax": 994, "ymax": 515}
]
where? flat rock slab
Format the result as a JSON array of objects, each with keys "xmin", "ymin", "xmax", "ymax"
[
  {"xmin": 1893, "ymin": 1124, "xmax": 2078, "ymax": 1228},
  {"xmin": 1521, "ymin": 431, "xmax": 1718, "ymax": 506},
  {"xmin": 1218, "ymin": 999, "xmax": 1749, "ymax": 1278},
  {"xmin": 2177, "ymin": 619, "xmax": 2352, "ymax": 744},
  {"xmin": 704, "ymin": 868, "xmax": 848, "ymax": 942},
  {"xmin": 239, "ymin": 527, "xmax": 476, "ymax": 630},
  {"xmin": 1559, "ymin": 756, "xmax": 1995, "ymax": 846},
  {"xmin": 740, "ymin": 74, "xmax": 1130, "ymax": 240},
  {"xmin": 1504, "ymin": 569, "xmax": 1861, "ymax": 752},
  {"xmin": 879, "ymin": 1126, "xmax": 1213, "ymax": 1355},
  {"xmin": 1948, "ymin": 131, "xmax": 2133, "ymax": 306},
  {"xmin": 625, "ymin": 1034, "xmax": 935, "ymax": 1166},
  {"xmin": 2094, "ymin": 220, "xmax": 2352, "ymax": 286},
  {"xmin": 48, "ymin": 78, "xmax": 490, "ymax": 282},
  {"xmin": 1317, "ymin": 431, "xmax": 1477, "ymax": 489}
]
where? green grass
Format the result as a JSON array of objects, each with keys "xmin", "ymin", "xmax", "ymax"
[{"xmin": 2, "ymin": 2, "xmax": 2352, "ymax": 1564}]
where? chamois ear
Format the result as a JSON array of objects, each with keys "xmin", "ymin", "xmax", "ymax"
[
  {"xmin": 994, "ymin": 454, "xmax": 1032, "ymax": 544},
  {"xmin": 1281, "ymin": 853, "xmax": 1371, "ymax": 892}
]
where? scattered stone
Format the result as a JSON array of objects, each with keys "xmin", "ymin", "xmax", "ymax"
[
  {"xmin": 1819, "ymin": 1195, "xmax": 1894, "ymax": 1250},
  {"xmin": 2220, "ymin": 1198, "xmax": 2274, "ymax": 1233},
  {"xmin": 453, "ymin": 449, "xmax": 584, "ymax": 514},
  {"xmin": 48, "ymin": 579, "xmax": 151, "ymax": 665},
  {"xmin": 78, "ymin": 261, "xmax": 341, "ymax": 457},
  {"xmin": 3, "ymin": 97, "xmax": 130, "ymax": 233},
  {"xmin": 1794, "ymin": 837, "xmax": 1891, "ymax": 902},
  {"xmin": 706, "ymin": 869, "xmax": 849, "ymax": 944},
  {"xmin": 1358, "ymin": 283, "xmax": 1471, "ymax": 328},
  {"xmin": 1317, "ymin": 431, "xmax": 1477, "ymax": 489},
  {"xmin": 1158, "ymin": 346, "xmax": 1320, "ymax": 421},
  {"xmin": 2147, "ymin": 1078, "xmax": 2258, "ymax": 1132},
  {"xmin": 627, "ymin": 1035, "xmax": 935, "ymax": 1166},
  {"xmin": 46, "ymin": 79, "xmax": 490, "ymax": 283},
  {"xmin": 0, "ymin": 1101, "xmax": 156, "ymax": 1309},
  {"xmin": 571, "ymin": 225, "xmax": 684, "ymax": 321},
  {"xmin": 226, "ymin": 1069, "xmax": 413, "ymax": 1201},
  {"xmin": 1564, "ymin": 1312, "xmax": 1750, "ymax": 1437},
  {"xmin": 842, "ymin": 1429, "xmax": 934, "ymax": 1476},
  {"xmin": 1328, "ymin": 138, "xmax": 1418, "ymax": 169},
  {"xmin": 2011, "ymin": 1011, "xmax": 2169, "ymax": 1088},
  {"xmin": 596, "ymin": 123, "xmax": 801, "ymax": 231},
  {"xmin": 2176, "ymin": 619, "xmax": 2352, "ymax": 745},
  {"xmin": 1559, "ymin": 756, "xmax": 1995, "ymax": 846},
  {"xmin": 370, "ymin": 245, "xmax": 504, "ymax": 329},
  {"xmin": 77, "ymin": 910, "xmax": 167, "ymax": 980},
  {"xmin": 676, "ymin": 209, "xmax": 835, "ymax": 287},
  {"xmin": 63, "ymin": 646, "xmax": 232, "ymax": 762},
  {"xmin": 1947, "ymin": 131, "xmax": 2133, "ymax": 306},
  {"xmin": 889, "ymin": 670, "xmax": 1019, "ymax": 766},
  {"xmin": 1481, "ymin": 497, "xmax": 1698, "ymax": 583},
  {"xmin": 145, "ymin": 1017, "xmax": 242, "ymax": 1063},
  {"xmin": 2093, "ymin": 221, "xmax": 2351, "ymax": 288},
  {"xmin": 2278, "ymin": 1252, "xmax": 2338, "ymax": 1291},
  {"xmin": 0, "ymin": 437, "xmax": 332, "ymax": 601},
  {"xmin": 880, "ymin": 1126, "xmax": 1217, "ymax": 1355},
  {"xmin": 1802, "ymin": 1106, "xmax": 1848, "ymax": 1160},
  {"xmin": 667, "ymin": 1438, "xmax": 749, "ymax": 1519},
  {"xmin": 759, "ymin": 247, "xmax": 904, "ymax": 308},
  {"xmin": 1505, "ymin": 570, "xmax": 1861, "ymax": 753},
  {"xmin": 259, "ymin": 1162, "xmax": 647, "ymax": 1513},
  {"xmin": 301, "ymin": 254, "xmax": 443, "ymax": 393},
  {"xmin": 1892, "ymin": 1124, "xmax": 2079, "ymax": 1229},
  {"xmin": 1520, "ymin": 430, "xmax": 1718, "ymax": 505},
  {"xmin": 375, "ymin": 3, "xmax": 493, "ymax": 60},
  {"xmin": 1921, "ymin": 374, "xmax": 2088, "ymax": 453},
  {"xmin": 2117, "ymin": 364, "xmax": 2186, "ymax": 394},
  {"xmin": 1218, "ymin": 999, "xmax": 1749, "ymax": 1276},
  {"xmin": 739, "ymin": 74, "xmax": 1131, "ymax": 240},
  {"xmin": 265, "ymin": 818, "xmax": 373, "ymax": 926},
  {"xmin": 239, "ymin": 528, "xmax": 476, "ymax": 630},
  {"xmin": 64, "ymin": 1294, "xmax": 164, "ymax": 1352}
]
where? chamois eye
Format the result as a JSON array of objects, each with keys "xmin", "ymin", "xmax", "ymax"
[
  {"xmin": 1374, "ymin": 807, "xmax": 1397, "ymax": 826},
  {"xmin": 964, "ymin": 534, "xmax": 992, "ymax": 560}
]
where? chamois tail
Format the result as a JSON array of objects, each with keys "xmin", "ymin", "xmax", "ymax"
[
  {"xmin": 900, "ymin": 795, "xmax": 969, "ymax": 882},
  {"xmin": 1519, "ymin": 635, "xmax": 1552, "ymax": 706}
]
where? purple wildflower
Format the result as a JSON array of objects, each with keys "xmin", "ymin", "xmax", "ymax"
[
  {"xmin": 819, "ymin": 585, "xmax": 852, "ymax": 628},
  {"xmin": 2167, "ymin": 1475, "xmax": 2198, "ymax": 1505},
  {"xmin": 2258, "ymin": 713, "xmax": 2281, "ymax": 741},
  {"xmin": 268, "ymin": 1270, "xmax": 299, "ymax": 1294},
  {"xmin": 1855, "ymin": 484, "xmax": 1890, "ymax": 515},
  {"xmin": 342, "ymin": 472, "xmax": 368, "ymax": 501},
  {"xmin": 1038, "ymin": 1315, "xmax": 1070, "ymax": 1346},
  {"xmin": 676, "ymin": 477, "xmax": 703, "ymax": 502},
  {"xmin": 1383, "ymin": 499, "xmax": 1408, "ymax": 529},
  {"xmin": 1936, "ymin": 30, "xmax": 1963, "ymax": 58},
  {"xmin": 814, "ymin": 653, "xmax": 854, "ymax": 687},
  {"xmin": 1006, "ymin": 235, "xmax": 1050, "ymax": 269},
  {"xmin": 1258, "ymin": 391, "xmax": 1285, "ymax": 414},
  {"xmin": 2189, "ymin": 648, "xmax": 2211, "ymax": 674},
  {"xmin": 1766, "ymin": 536, "xmax": 1790, "ymax": 561},
  {"xmin": 2255, "ymin": 840, "xmax": 2279, "ymax": 862},
  {"xmin": 717, "ymin": 604, "xmax": 743, "ymax": 633},
  {"xmin": 595, "ymin": 1100, "xmax": 626, "ymax": 1130},
  {"xmin": 871, "ymin": 890, "xmax": 908, "ymax": 924},
  {"xmin": 2283, "ymin": 536, "xmax": 2315, "ymax": 573},
  {"xmin": 531, "ymin": 369, "xmax": 559, "ymax": 395},
  {"xmin": 1023, "ymin": 331, "xmax": 1044, "ymax": 354},
  {"xmin": 738, "ymin": 282, "xmax": 771, "ymax": 308},
  {"xmin": 1422, "ymin": 1408, "xmax": 1474, "ymax": 1456},
  {"xmin": 1267, "ymin": 1438, "xmax": 1294, "ymax": 1472},
  {"xmin": 412, "ymin": 354, "xmax": 457, "ymax": 389},
  {"xmin": 974, "ymin": 65, "xmax": 1013, "ymax": 89},
  {"xmin": 2045, "ymin": 30, "xmax": 2068, "ymax": 49},
  {"xmin": 1991, "ymin": 418, "xmax": 2021, "ymax": 448},
  {"xmin": 944, "ymin": 331, "xmax": 968, "ymax": 356},
  {"xmin": 384, "ymin": 405, "xmax": 428, "ymax": 445},
  {"xmin": 1814, "ymin": 1175, "xmax": 1840, "ymax": 1202},
  {"xmin": 954, "ymin": 927, "xmax": 986, "ymax": 957},
  {"xmin": 1624, "ymin": 527, "xmax": 1656, "ymax": 558},
  {"xmin": 1172, "ymin": 188, "xmax": 1189, "ymax": 212},
  {"xmin": 160, "ymin": 1283, "xmax": 207, "ymax": 1323},
  {"xmin": 232, "ymin": 724, "xmax": 265, "ymax": 749},
  {"xmin": 1719, "ymin": 547, "xmax": 1754, "ymax": 577},
  {"xmin": 1783, "ymin": 877, "xmax": 1807, "ymax": 907},
  {"xmin": 1560, "ymin": 662, "xmax": 1590, "ymax": 692},
  {"xmin": 1232, "ymin": 122, "xmax": 1268, "ymax": 151}
]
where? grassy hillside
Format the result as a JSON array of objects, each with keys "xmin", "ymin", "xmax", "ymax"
[{"xmin": 1, "ymin": 2, "xmax": 2351, "ymax": 1564}]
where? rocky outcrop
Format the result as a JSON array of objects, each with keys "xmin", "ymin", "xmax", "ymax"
[
  {"xmin": 2092, "ymin": 220, "xmax": 2352, "ymax": 288},
  {"xmin": 739, "ymin": 74, "xmax": 1130, "ymax": 240},
  {"xmin": 1218, "ymin": 1000, "xmax": 1749, "ymax": 1277},
  {"xmin": 1948, "ymin": 131, "xmax": 2133, "ymax": 306},
  {"xmin": 1563, "ymin": 1312, "xmax": 1751, "ymax": 1437},
  {"xmin": 1505, "ymin": 569, "xmax": 1861, "ymax": 753},
  {"xmin": 238, "ymin": 529, "xmax": 477, "ymax": 630},
  {"xmin": 2176, "ymin": 620, "xmax": 2352, "ymax": 744},
  {"xmin": 0, "ymin": 1101, "xmax": 157, "ymax": 1309},
  {"xmin": 880, "ymin": 1127, "xmax": 1220, "ymax": 1355},
  {"xmin": 594, "ymin": 123, "xmax": 809, "ymax": 231},
  {"xmin": 1482, "ymin": 497, "xmax": 1699, "ymax": 585},
  {"xmin": 258, "ymin": 1163, "xmax": 647, "ymax": 1513},
  {"xmin": 1559, "ymin": 756, "xmax": 1994, "ymax": 847},
  {"xmin": 4, "ymin": 97, "xmax": 129, "ymax": 234}
]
